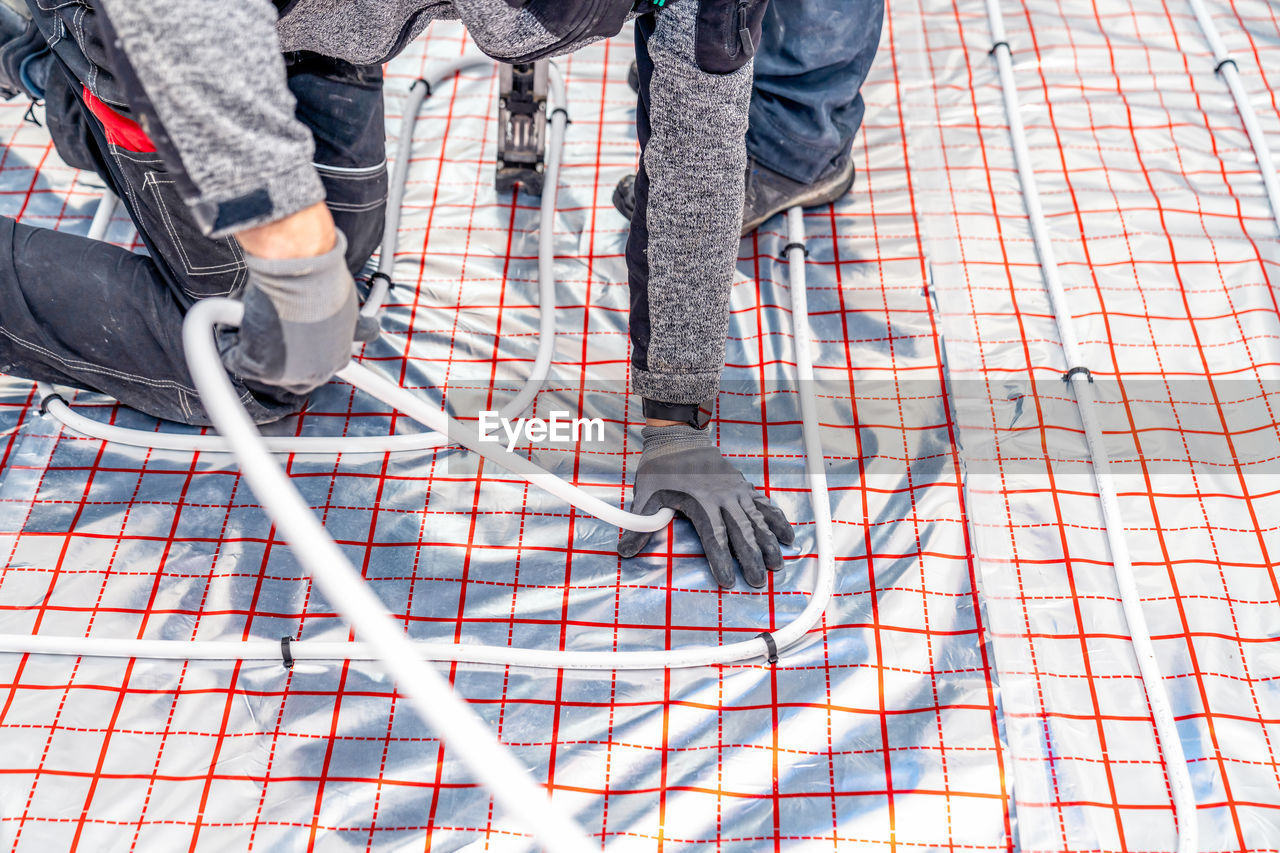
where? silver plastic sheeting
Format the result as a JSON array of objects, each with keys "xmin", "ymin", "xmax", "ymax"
[
  {"xmin": 0, "ymin": 19, "xmax": 1010, "ymax": 853},
  {"xmin": 898, "ymin": 0, "xmax": 1280, "ymax": 850}
]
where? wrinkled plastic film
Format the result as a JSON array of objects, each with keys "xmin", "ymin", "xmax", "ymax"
[
  {"xmin": 898, "ymin": 0, "xmax": 1280, "ymax": 850},
  {"xmin": 0, "ymin": 20, "xmax": 1012, "ymax": 852}
]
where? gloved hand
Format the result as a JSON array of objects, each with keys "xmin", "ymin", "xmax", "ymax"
[
  {"xmin": 618, "ymin": 423, "xmax": 795, "ymax": 588},
  {"xmin": 222, "ymin": 229, "xmax": 376, "ymax": 395}
]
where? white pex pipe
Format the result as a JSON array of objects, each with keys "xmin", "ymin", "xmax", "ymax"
[
  {"xmin": 1186, "ymin": 0, "xmax": 1280, "ymax": 237},
  {"xmin": 37, "ymin": 56, "xmax": 564, "ymax": 455},
  {"xmin": 86, "ymin": 187, "xmax": 118, "ymax": 240},
  {"xmin": 0, "ymin": 210, "xmax": 833, "ymax": 669},
  {"xmin": 179, "ymin": 299, "xmax": 595, "ymax": 853},
  {"xmin": 11, "ymin": 53, "xmax": 839, "ymax": 852},
  {"xmin": 984, "ymin": 4, "xmax": 1198, "ymax": 852},
  {"xmin": 0, "ymin": 212, "xmax": 834, "ymax": 849}
]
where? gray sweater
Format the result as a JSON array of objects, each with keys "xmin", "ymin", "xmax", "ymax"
[{"xmin": 96, "ymin": 0, "xmax": 751, "ymax": 404}]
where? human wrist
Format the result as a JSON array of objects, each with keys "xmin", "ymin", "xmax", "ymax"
[
  {"xmin": 244, "ymin": 228, "xmax": 348, "ymax": 278},
  {"xmin": 237, "ymin": 201, "xmax": 337, "ymax": 260}
]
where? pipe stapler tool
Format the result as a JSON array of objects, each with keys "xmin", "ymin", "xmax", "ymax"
[{"xmin": 496, "ymin": 60, "xmax": 549, "ymax": 196}]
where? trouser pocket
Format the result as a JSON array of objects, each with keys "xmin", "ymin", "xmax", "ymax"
[
  {"xmin": 44, "ymin": 60, "xmax": 106, "ymax": 174},
  {"xmin": 108, "ymin": 146, "xmax": 250, "ymax": 304},
  {"xmin": 695, "ymin": 0, "xmax": 769, "ymax": 73},
  {"xmin": 314, "ymin": 160, "xmax": 387, "ymax": 274}
]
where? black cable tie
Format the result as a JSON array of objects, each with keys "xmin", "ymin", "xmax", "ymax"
[
  {"xmin": 280, "ymin": 636, "xmax": 295, "ymax": 670},
  {"xmin": 411, "ymin": 78, "xmax": 433, "ymax": 97},
  {"xmin": 22, "ymin": 100, "xmax": 40, "ymax": 127},
  {"xmin": 1062, "ymin": 366, "xmax": 1094, "ymax": 384},
  {"xmin": 1214, "ymin": 57, "xmax": 1238, "ymax": 75},
  {"xmin": 550, "ymin": 107, "xmax": 570, "ymax": 125},
  {"xmin": 368, "ymin": 271, "xmax": 395, "ymax": 293},
  {"xmin": 757, "ymin": 631, "xmax": 779, "ymax": 665},
  {"xmin": 781, "ymin": 241, "xmax": 809, "ymax": 259},
  {"xmin": 989, "ymin": 40, "xmax": 1010, "ymax": 56},
  {"xmin": 38, "ymin": 393, "xmax": 65, "ymax": 416}
]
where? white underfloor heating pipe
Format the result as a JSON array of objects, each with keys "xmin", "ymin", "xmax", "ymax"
[
  {"xmin": 1185, "ymin": 0, "xmax": 1280, "ymax": 237},
  {"xmin": 0, "ymin": 210, "xmax": 833, "ymax": 849},
  {"xmin": 0, "ymin": 210, "xmax": 833, "ymax": 668},
  {"xmin": 2, "ymin": 52, "xmax": 839, "ymax": 851},
  {"xmin": 984, "ymin": 3, "xmax": 1198, "ymax": 851},
  {"xmin": 182, "ymin": 297, "xmax": 598, "ymax": 853}
]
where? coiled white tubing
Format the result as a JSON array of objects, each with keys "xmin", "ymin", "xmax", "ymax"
[
  {"xmin": 3, "ymin": 210, "xmax": 833, "ymax": 668},
  {"xmin": 5, "ymin": 53, "xmax": 840, "ymax": 853},
  {"xmin": 2, "ymin": 211, "xmax": 834, "ymax": 851}
]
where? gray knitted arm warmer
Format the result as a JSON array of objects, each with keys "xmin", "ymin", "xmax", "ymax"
[
  {"xmin": 629, "ymin": 0, "xmax": 754, "ymax": 405},
  {"xmin": 99, "ymin": 0, "xmax": 323, "ymax": 237}
]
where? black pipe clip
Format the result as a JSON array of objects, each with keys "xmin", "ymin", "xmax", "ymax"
[
  {"xmin": 1062, "ymin": 365, "xmax": 1094, "ymax": 384},
  {"xmin": 368, "ymin": 271, "xmax": 395, "ymax": 293},
  {"xmin": 757, "ymin": 631, "xmax": 779, "ymax": 665},
  {"xmin": 38, "ymin": 393, "xmax": 65, "ymax": 416},
  {"xmin": 781, "ymin": 241, "xmax": 809, "ymax": 260},
  {"xmin": 281, "ymin": 636, "xmax": 295, "ymax": 671}
]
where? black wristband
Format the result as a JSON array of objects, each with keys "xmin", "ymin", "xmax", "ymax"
[{"xmin": 642, "ymin": 398, "xmax": 711, "ymax": 429}]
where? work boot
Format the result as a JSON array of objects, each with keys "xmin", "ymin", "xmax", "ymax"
[
  {"xmin": 613, "ymin": 152, "xmax": 857, "ymax": 238},
  {"xmin": 612, "ymin": 173, "xmax": 639, "ymax": 221},
  {"xmin": 0, "ymin": 0, "xmax": 49, "ymax": 102}
]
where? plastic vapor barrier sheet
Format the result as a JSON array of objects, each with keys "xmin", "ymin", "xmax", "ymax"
[
  {"xmin": 0, "ymin": 16, "xmax": 1008, "ymax": 853},
  {"xmin": 0, "ymin": 1, "xmax": 1277, "ymax": 851},
  {"xmin": 897, "ymin": 0, "xmax": 1280, "ymax": 850}
]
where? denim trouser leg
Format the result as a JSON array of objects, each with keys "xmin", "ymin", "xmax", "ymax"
[
  {"xmin": 0, "ymin": 42, "xmax": 387, "ymax": 425},
  {"xmin": 747, "ymin": 0, "xmax": 885, "ymax": 183}
]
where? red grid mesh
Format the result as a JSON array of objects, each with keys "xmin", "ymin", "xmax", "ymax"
[
  {"xmin": 0, "ymin": 15, "xmax": 1011, "ymax": 853},
  {"xmin": 899, "ymin": 0, "xmax": 1280, "ymax": 849},
  {"xmin": 12, "ymin": 0, "xmax": 1275, "ymax": 847}
]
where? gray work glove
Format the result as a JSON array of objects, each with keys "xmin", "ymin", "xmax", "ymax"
[
  {"xmin": 618, "ymin": 424, "xmax": 795, "ymax": 588},
  {"xmin": 222, "ymin": 229, "xmax": 377, "ymax": 395}
]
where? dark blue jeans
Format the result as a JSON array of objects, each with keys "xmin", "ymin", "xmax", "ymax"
[
  {"xmin": 0, "ymin": 1, "xmax": 388, "ymax": 425},
  {"xmin": 748, "ymin": 0, "xmax": 885, "ymax": 183}
]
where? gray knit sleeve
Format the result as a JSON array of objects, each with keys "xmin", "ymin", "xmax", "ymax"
[
  {"xmin": 98, "ymin": 0, "xmax": 324, "ymax": 238},
  {"xmin": 629, "ymin": 0, "xmax": 753, "ymax": 405}
]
